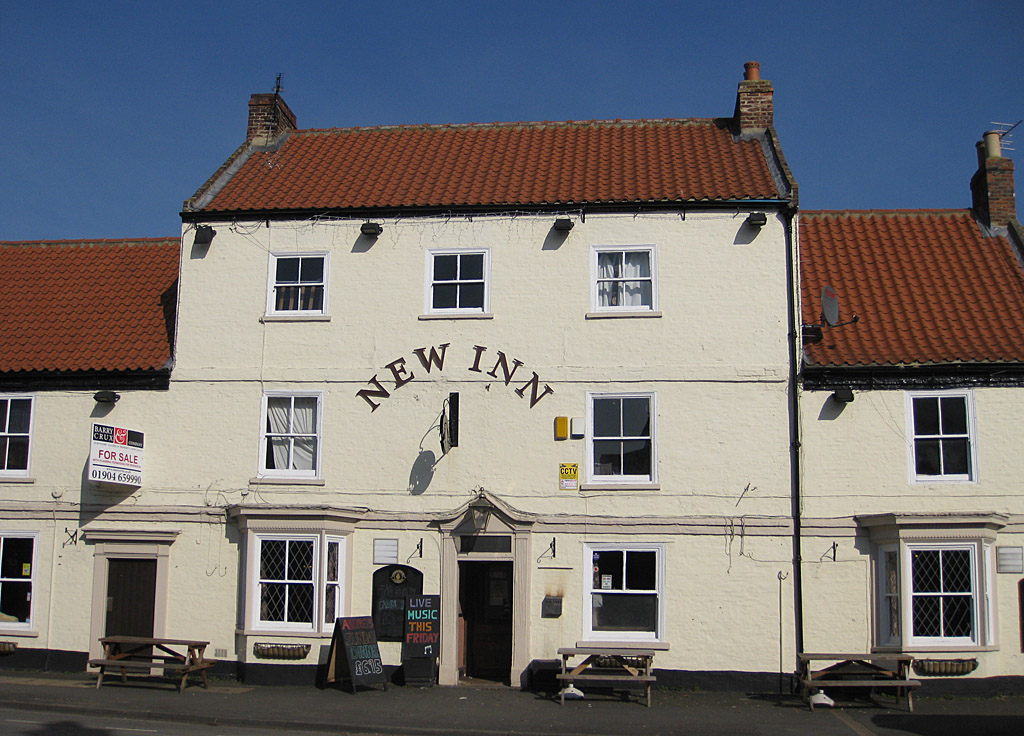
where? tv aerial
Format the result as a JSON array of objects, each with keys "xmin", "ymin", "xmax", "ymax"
[
  {"xmin": 991, "ymin": 120, "xmax": 1020, "ymax": 152},
  {"xmin": 803, "ymin": 285, "xmax": 859, "ymax": 343}
]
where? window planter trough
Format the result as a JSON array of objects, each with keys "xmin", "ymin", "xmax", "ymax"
[
  {"xmin": 253, "ymin": 642, "xmax": 311, "ymax": 660},
  {"xmin": 912, "ymin": 658, "xmax": 978, "ymax": 677}
]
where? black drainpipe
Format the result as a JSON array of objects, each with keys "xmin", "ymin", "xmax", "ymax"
[{"xmin": 783, "ymin": 204, "xmax": 805, "ymax": 664}]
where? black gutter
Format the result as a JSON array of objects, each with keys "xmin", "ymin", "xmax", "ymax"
[
  {"xmin": 802, "ymin": 363, "xmax": 1024, "ymax": 390},
  {"xmin": 0, "ymin": 369, "xmax": 171, "ymax": 392},
  {"xmin": 180, "ymin": 199, "xmax": 791, "ymax": 224}
]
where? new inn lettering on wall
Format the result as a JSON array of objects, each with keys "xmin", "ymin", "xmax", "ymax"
[{"xmin": 357, "ymin": 343, "xmax": 553, "ymax": 412}]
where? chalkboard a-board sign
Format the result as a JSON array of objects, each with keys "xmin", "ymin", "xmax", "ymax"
[
  {"xmin": 326, "ymin": 616, "xmax": 387, "ymax": 692},
  {"xmin": 372, "ymin": 565, "xmax": 424, "ymax": 641},
  {"xmin": 402, "ymin": 594, "xmax": 441, "ymax": 660}
]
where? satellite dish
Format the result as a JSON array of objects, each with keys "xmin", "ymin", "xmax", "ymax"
[{"xmin": 821, "ymin": 285, "xmax": 840, "ymax": 327}]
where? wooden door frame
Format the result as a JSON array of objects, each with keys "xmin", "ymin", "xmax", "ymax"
[{"xmin": 458, "ymin": 559, "xmax": 514, "ymax": 680}]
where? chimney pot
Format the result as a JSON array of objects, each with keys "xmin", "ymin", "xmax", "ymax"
[
  {"xmin": 983, "ymin": 130, "xmax": 1002, "ymax": 159},
  {"xmin": 971, "ymin": 133, "xmax": 1017, "ymax": 230},
  {"xmin": 735, "ymin": 61, "xmax": 773, "ymax": 134}
]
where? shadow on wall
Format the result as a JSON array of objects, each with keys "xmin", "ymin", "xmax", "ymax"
[
  {"xmin": 817, "ymin": 395, "xmax": 849, "ymax": 421},
  {"xmin": 408, "ymin": 450, "xmax": 436, "ymax": 495}
]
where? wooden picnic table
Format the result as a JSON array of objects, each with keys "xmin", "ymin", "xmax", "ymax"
[
  {"xmin": 89, "ymin": 635, "xmax": 216, "ymax": 693},
  {"xmin": 797, "ymin": 652, "xmax": 920, "ymax": 711},
  {"xmin": 557, "ymin": 646, "xmax": 657, "ymax": 707}
]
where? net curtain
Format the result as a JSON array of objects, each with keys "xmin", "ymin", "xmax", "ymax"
[
  {"xmin": 266, "ymin": 396, "xmax": 317, "ymax": 471},
  {"xmin": 598, "ymin": 251, "xmax": 651, "ymax": 307}
]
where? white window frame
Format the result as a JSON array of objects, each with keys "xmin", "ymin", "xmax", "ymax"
[
  {"xmin": 258, "ymin": 391, "xmax": 323, "ymax": 480},
  {"xmin": 905, "ymin": 390, "xmax": 977, "ymax": 483},
  {"xmin": 586, "ymin": 392, "xmax": 657, "ymax": 484},
  {"xmin": 0, "ymin": 531, "xmax": 38, "ymax": 631},
  {"xmin": 0, "ymin": 394, "xmax": 33, "ymax": 478},
  {"xmin": 424, "ymin": 248, "xmax": 490, "ymax": 315},
  {"xmin": 265, "ymin": 252, "xmax": 330, "ymax": 316},
  {"xmin": 876, "ymin": 539, "xmax": 992, "ymax": 649},
  {"xmin": 582, "ymin": 542, "xmax": 665, "ymax": 642},
  {"xmin": 250, "ymin": 532, "xmax": 346, "ymax": 633},
  {"xmin": 590, "ymin": 245, "xmax": 658, "ymax": 313}
]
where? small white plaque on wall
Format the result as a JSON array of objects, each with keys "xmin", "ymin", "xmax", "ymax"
[
  {"xmin": 996, "ymin": 546, "xmax": 1024, "ymax": 574},
  {"xmin": 373, "ymin": 538, "xmax": 399, "ymax": 565}
]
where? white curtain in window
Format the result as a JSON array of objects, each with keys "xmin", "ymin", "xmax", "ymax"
[
  {"xmin": 291, "ymin": 397, "xmax": 317, "ymax": 470},
  {"xmin": 597, "ymin": 252, "xmax": 619, "ymax": 306},
  {"xmin": 622, "ymin": 252, "xmax": 650, "ymax": 307},
  {"xmin": 267, "ymin": 397, "xmax": 290, "ymax": 470}
]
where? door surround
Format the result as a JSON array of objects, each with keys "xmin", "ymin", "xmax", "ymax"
[
  {"xmin": 83, "ymin": 529, "xmax": 178, "ymax": 662},
  {"xmin": 437, "ymin": 490, "xmax": 533, "ymax": 687}
]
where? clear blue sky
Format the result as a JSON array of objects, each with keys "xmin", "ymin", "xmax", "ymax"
[{"xmin": 2, "ymin": 1, "xmax": 1021, "ymax": 241}]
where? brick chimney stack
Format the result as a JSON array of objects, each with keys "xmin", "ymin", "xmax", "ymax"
[
  {"xmin": 247, "ymin": 93, "xmax": 297, "ymax": 145},
  {"xmin": 735, "ymin": 61, "xmax": 774, "ymax": 135},
  {"xmin": 971, "ymin": 131, "xmax": 1017, "ymax": 230}
]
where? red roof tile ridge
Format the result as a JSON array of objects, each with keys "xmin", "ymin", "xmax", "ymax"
[
  {"xmin": 294, "ymin": 117, "xmax": 720, "ymax": 135},
  {"xmin": 0, "ymin": 236, "xmax": 180, "ymax": 247},
  {"xmin": 802, "ymin": 208, "xmax": 971, "ymax": 217}
]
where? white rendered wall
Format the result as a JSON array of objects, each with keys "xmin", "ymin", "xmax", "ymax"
[
  {"xmin": 2, "ymin": 209, "xmax": 798, "ymax": 677},
  {"xmin": 800, "ymin": 387, "xmax": 1024, "ymax": 676}
]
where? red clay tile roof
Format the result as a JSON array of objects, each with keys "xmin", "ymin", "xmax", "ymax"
[
  {"xmin": 0, "ymin": 238, "xmax": 180, "ymax": 373},
  {"xmin": 193, "ymin": 119, "xmax": 785, "ymax": 213},
  {"xmin": 800, "ymin": 210, "xmax": 1024, "ymax": 367}
]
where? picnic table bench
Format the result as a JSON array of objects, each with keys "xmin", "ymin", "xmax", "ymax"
[
  {"xmin": 797, "ymin": 652, "xmax": 921, "ymax": 711},
  {"xmin": 557, "ymin": 647, "xmax": 657, "ymax": 707},
  {"xmin": 89, "ymin": 635, "xmax": 216, "ymax": 693}
]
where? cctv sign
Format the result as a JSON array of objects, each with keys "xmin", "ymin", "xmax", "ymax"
[{"xmin": 88, "ymin": 423, "xmax": 144, "ymax": 487}]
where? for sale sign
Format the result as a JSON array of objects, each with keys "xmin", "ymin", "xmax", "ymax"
[{"xmin": 88, "ymin": 423, "xmax": 144, "ymax": 487}]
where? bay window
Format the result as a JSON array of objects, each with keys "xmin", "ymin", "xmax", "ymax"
[
  {"xmin": 253, "ymin": 533, "xmax": 346, "ymax": 632},
  {"xmin": 875, "ymin": 538, "xmax": 993, "ymax": 649}
]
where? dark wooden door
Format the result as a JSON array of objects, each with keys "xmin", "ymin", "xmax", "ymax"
[
  {"xmin": 105, "ymin": 558, "xmax": 156, "ymax": 637},
  {"xmin": 459, "ymin": 561, "xmax": 512, "ymax": 681}
]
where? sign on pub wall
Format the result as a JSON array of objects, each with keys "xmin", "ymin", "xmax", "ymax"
[
  {"xmin": 356, "ymin": 343, "xmax": 554, "ymax": 412},
  {"xmin": 88, "ymin": 423, "xmax": 144, "ymax": 487}
]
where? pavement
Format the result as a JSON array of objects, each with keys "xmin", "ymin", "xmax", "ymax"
[{"xmin": 0, "ymin": 670, "xmax": 1023, "ymax": 736}]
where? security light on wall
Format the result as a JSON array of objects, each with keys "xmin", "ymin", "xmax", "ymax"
[
  {"xmin": 193, "ymin": 225, "xmax": 216, "ymax": 246},
  {"xmin": 831, "ymin": 388, "xmax": 855, "ymax": 404},
  {"xmin": 553, "ymin": 217, "xmax": 574, "ymax": 232},
  {"xmin": 93, "ymin": 390, "xmax": 120, "ymax": 404},
  {"xmin": 744, "ymin": 212, "xmax": 767, "ymax": 229},
  {"xmin": 360, "ymin": 222, "xmax": 383, "ymax": 237}
]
